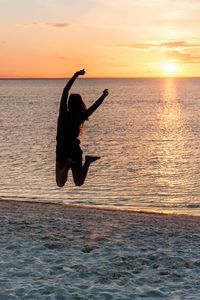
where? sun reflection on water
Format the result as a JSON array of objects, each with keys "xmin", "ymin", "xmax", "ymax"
[{"xmin": 156, "ymin": 79, "xmax": 188, "ymax": 208}]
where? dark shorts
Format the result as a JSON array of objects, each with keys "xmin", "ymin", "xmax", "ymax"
[{"xmin": 56, "ymin": 139, "xmax": 83, "ymax": 163}]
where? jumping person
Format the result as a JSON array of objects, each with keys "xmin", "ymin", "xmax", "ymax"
[{"xmin": 56, "ymin": 69, "xmax": 109, "ymax": 187}]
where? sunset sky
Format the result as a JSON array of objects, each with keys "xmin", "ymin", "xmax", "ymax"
[{"xmin": 1, "ymin": 0, "xmax": 200, "ymax": 78}]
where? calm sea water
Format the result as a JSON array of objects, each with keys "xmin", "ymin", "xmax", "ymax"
[{"xmin": 0, "ymin": 78, "xmax": 200, "ymax": 215}]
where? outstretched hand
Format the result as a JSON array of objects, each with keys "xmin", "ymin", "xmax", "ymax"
[
  {"xmin": 102, "ymin": 89, "xmax": 109, "ymax": 97},
  {"xmin": 76, "ymin": 69, "xmax": 85, "ymax": 76}
]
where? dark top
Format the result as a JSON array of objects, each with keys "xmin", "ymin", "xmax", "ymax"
[
  {"xmin": 56, "ymin": 111, "xmax": 81, "ymax": 144},
  {"xmin": 56, "ymin": 105, "xmax": 84, "ymax": 162}
]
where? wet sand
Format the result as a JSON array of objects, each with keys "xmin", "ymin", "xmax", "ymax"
[{"xmin": 0, "ymin": 200, "xmax": 199, "ymax": 299}]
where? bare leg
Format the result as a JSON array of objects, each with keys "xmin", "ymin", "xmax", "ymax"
[
  {"xmin": 71, "ymin": 155, "xmax": 100, "ymax": 186},
  {"xmin": 56, "ymin": 161, "xmax": 71, "ymax": 187}
]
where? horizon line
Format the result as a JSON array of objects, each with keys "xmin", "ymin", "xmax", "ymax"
[{"xmin": 1, "ymin": 76, "xmax": 200, "ymax": 80}]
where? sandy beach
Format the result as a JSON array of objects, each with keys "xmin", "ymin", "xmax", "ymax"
[{"xmin": 0, "ymin": 200, "xmax": 199, "ymax": 299}]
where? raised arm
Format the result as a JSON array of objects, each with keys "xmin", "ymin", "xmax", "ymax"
[
  {"xmin": 82, "ymin": 89, "xmax": 109, "ymax": 121},
  {"xmin": 59, "ymin": 69, "xmax": 85, "ymax": 114}
]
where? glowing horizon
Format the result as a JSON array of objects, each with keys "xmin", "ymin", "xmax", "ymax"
[{"xmin": 1, "ymin": 0, "xmax": 200, "ymax": 78}]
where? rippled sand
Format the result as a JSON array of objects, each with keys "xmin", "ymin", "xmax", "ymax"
[{"xmin": 0, "ymin": 201, "xmax": 199, "ymax": 299}]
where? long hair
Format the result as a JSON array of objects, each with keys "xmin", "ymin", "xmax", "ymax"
[
  {"xmin": 67, "ymin": 94, "xmax": 86, "ymax": 115},
  {"xmin": 67, "ymin": 94, "xmax": 87, "ymax": 134}
]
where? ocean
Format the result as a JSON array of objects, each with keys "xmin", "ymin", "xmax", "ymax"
[{"xmin": 0, "ymin": 78, "xmax": 200, "ymax": 216}]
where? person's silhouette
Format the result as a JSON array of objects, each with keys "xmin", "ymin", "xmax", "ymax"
[{"xmin": 56, "ymin": 69, "xmax": 109, "ymax": 187}]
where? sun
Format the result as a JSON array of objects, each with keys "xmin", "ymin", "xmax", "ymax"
[{"xmin": 163, "ymin": 61, "xmax": 177, "ymax": 75}]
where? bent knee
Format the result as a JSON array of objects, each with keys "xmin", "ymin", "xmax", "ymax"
[
  {"xmin": 74, "ymin": 180, "xmax": 84, "ymax": 187},
  {"xmin": 56, "ymin": 181, "xmax": 65, "ymax": 188},
  {"xmin": 56, "ymin": 176, "xmax": 67, "ymax": 187}
]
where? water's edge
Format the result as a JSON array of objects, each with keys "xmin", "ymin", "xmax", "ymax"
[{"xmin": 1, "ymin": 198, "xmax": 199, "ymax": 218}]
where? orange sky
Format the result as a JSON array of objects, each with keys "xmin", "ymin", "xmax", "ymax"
[{"xmin": 1, "ymin": 0, "xmax": 200, "ymax": 78}]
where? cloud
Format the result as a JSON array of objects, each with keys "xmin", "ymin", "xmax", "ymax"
[
  {"xmin": 107, "ymin": 43, "xmax": 154, "ymax": 49},
  {"xmin": 123, "ymin": 43, "xmax": 155, "ymax": 49},
  {"xmin": 47, "ymin": 23, "xmax": 71, "ymax": 28},
  {"xmin": 166, "ymin": 51, "xmax": 200, "ymax": 64},
  {"xmin": 106, "ymin": 40, "xmax": 200, "ymax": 65},
  {"xmin": 17, "ymin": 22, "xmax": 72, "ymax": 29},
  {"xmin": 160, "ymin": 41, "xmax": 189, "ymax": 48},
  {"xmin": 160, "ymin": 41, "xmax": 200, "ymax": 48},
  {"xmin": 107, "ymin": 40, "xmax": 200, "ymax": 50}
]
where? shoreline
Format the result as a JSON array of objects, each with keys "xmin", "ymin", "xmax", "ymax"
[{"xmin": 0, "ymin": 198, "xmax": 200, "ymax": 219}]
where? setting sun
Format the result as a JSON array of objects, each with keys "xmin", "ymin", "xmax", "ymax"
[{"xmin": 163, "ymin": 62, "xmax": 177, "ymax": 75}]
